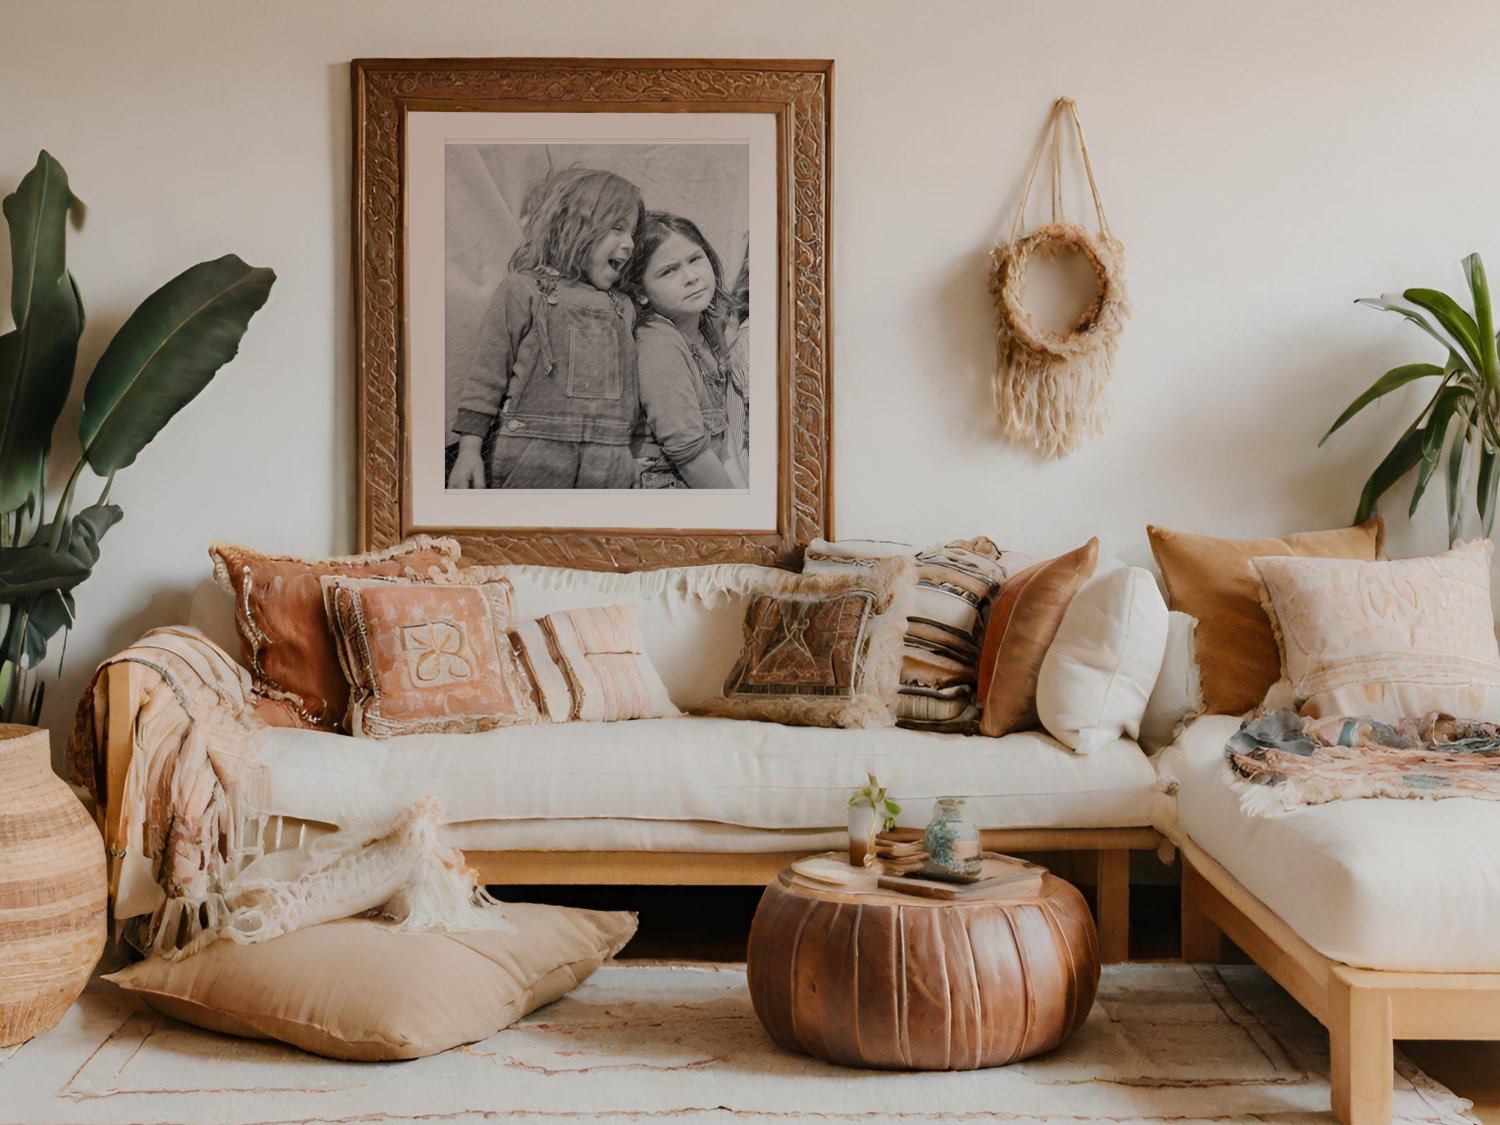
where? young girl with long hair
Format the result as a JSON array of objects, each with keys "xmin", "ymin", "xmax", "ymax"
[
  {"xmin": 624, "ymin": 211, "xmax": 750, "ymax": 489},
  {"xmin": 448, "ymin": 166, "xmax": 644, "ymax": 489}
]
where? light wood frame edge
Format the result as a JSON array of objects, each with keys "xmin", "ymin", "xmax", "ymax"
[{"xmin": 1177, "ymin": 833, "xmax": 1500, "ymax": 1125}]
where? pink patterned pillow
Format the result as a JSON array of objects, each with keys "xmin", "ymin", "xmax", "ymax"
[
  {"xmin": 510, "ymin": 604, "xmax": 679, "ymax": 723},
  {"xmin": 322, "ymin": 575, "xmax": 539, "ymax": 738}
]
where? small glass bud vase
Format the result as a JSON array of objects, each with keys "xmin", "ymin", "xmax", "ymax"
[{"xmin": 921, "ymin": 797, "xmax": 983, "ymax": 882}]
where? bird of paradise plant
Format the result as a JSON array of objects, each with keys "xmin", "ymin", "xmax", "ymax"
[
  {"xmin": 0, "ymin": 151, "xmax": 274, "ymax": 724},
  {"xmin": 1322, "ymin": 253, "xmax": 1500, "ymax": 545}
]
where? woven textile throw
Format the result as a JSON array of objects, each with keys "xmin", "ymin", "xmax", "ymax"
[{"xmin": 1226, "ymin": 708, "xmax": 1500, "ymax": 816}]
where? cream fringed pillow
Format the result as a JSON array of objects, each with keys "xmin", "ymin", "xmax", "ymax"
[
  {"xmin": 1254, "ymin": 540, "xmax": 1500, "ymax": 722},
  {"xmin": 322, "ymin": 575, "xmax": 540, "ymax": 738},
  {"xmin": 105, "ymin": 904, "xmax": 637, "ymax": 1061},
  {"xmin": 510, "ymin": 603, "xmax": 680, "ymax": 723},
  {"xmin": 698, "ymin": 555, "xmax": 916, "ymax": 729}
]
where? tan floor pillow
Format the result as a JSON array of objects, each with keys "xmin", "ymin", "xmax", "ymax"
[{"xmin": 105, "ymin": 902, "xmax": 636, "ymax": 1060}]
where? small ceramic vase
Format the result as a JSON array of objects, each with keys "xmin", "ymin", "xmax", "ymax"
[
  {"xmin": 921, "ymin": 796, "xmax": 983, "ymax": 882},
  {"xmin": 847, "ymin": 804, "xmax": 878, "ymax": 867}
]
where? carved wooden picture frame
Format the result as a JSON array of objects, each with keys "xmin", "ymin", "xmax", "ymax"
[{"xmin": 352, "ymin": 58, "xmax": 832, "ymax": 570}]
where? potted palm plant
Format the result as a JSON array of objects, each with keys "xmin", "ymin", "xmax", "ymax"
[
  {"xmin": 0, "ymin": 150, "xmax": 274, "ymax": 724},
  {"xmin": 1323, "ymin": 253, "xmax": 1500, "ymax": 544}
]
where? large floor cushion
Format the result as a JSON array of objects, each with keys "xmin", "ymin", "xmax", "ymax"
[
  {"xmin": 1158, "ymin": 715, "xmax": 1500, "ymax": 972},
  {"xmin": 248, "ymin": 717, "xmax": 1159, "ymax": 833}
]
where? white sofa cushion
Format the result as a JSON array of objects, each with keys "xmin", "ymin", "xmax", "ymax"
[
  {"xmin": 1158, "ymin": 714, "xmax": 1500, "ymax": 972},
  {"xmin": 248, "ymin": 717, "xmax": 1158, "ymax": 834},
  {"xmin": 1035, "ymin": 564, "xmax": 1168, "ymax": 754}
]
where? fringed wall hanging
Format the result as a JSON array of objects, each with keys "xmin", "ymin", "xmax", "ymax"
[{"xmin": 990, "ymin": 97, "xmax": 1129, "ymax": 460}]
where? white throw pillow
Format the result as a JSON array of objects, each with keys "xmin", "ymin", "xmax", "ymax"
[
  {"xmin": 1138, "ymin": 611, "xmax": 1202, "ymax": 752},
  {"xmin": 1036, "ymin": 564, "xmax": 1169, "ymax": 754}
]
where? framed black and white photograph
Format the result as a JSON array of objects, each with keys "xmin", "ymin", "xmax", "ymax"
[{"xmin": 353, "ymin": 58, "xmax": 833, "ymax": 569}]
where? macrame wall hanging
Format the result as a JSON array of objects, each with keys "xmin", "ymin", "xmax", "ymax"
[{"xmin": 990, "ymin": 97, "xmax": 1129, "ymax": 460}]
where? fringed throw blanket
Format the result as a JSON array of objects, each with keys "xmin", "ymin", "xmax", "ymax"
[
  {"xmin": 69, "ymin": 627, "xmax": 510, "ymax": 960},
  {"xmin": 1226, "ymin": 708, "xmax": 1500, "ymax": 816}
]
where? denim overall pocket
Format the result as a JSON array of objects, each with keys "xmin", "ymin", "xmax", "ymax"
[{"xmin": 565, "ymin": 321, "xmax": 623, "ymax": 401}]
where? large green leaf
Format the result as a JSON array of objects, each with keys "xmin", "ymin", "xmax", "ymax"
[
  {"xmin": 1355, "ymin": 421, "xmax": 1426, "ymax": 524},
  {"xmin": 0, "ymin": 151, "xmax": 83, "ymax": 512},
  {"xmin": 1462, "ymin": 253, "xmax": 1499, "ymax": 391},
  {"xmin": 79, "ymin": 255, "xmax": 274, "ymax": 474},
  {"xmin": 1404, "ymin": 287, "xmax": 1483, "ymax": 373},
  {"xmin": 0, "ymin": 542, "xmax": 90, "ymax": 598},
  {"xmin": 1320, "ymin": 362, "xmax": 1443, "ymax": 446}
]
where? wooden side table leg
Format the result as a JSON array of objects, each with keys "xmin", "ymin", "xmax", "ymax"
[
  {"xmin": 1328, "ymin": 968, "xmax": 1393, "ymax": 1125},
  {"xmin": 1179, "ymin": 858, "xmax": 1223, "ymax": 963},
  {"xmin": 1094, "ymin": 848, "xmax": 1130, "ymax": 964}
]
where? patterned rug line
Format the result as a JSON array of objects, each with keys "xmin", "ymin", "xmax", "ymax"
[{"xmin": 0, "ymin": 962, "xmax": 1477, "ymax": 1125}]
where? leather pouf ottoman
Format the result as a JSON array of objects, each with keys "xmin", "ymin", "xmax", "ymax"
[{"xmin": 747, "ymin": 866, "xmax": 1100, "ymax": 1070}]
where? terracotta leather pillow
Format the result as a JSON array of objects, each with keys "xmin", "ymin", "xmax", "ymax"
[
  {"xmin": 210, "ymin": 537, "xmax": 461, "ymax": 730},
  {"xmin": 976, "ymin": 538, "xmax": 1099, "ymax": 738},
  {"xmin": 104, "ymin": 903, "xmax": 637, "ymax": 1061},
  {"xmin": 1147, "ymin": 518, "xmax": 1385, "ymax": 716},
  {"xmin": 323, "ymin": 575, "xmax": 540, "ymax": 738}
]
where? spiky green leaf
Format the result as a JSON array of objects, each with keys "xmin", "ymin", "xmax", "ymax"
[
  {"xmin": 1481, "ymin": 447, "xmax": 1500, "ymax": 536},
  {"xmin": 1355, "ymin": 421, "xmax": 1426, "ymax": 524},
  {"xmin": 1446, "ymin": 413, "xmax": 1470, "ymax": 545},
  {"xmin": 1320, "ymin": 363, "xmax": 1443, "ymax": 446},
  {"xmin": 1410, "ymin": 388, "xmax": 1469, "ymax": 517},
  {"xmin": 1404, "ymin": 287, "xmax": 1484, "ymax": 373},
  {"xmin": 1462, "ymin": 253, "xmax": 1499, "ymax": 391},
  {"xmin": 79, "ymin": 255, "xmax": 274, "ymax": 474},
  {"xmin": 1357, "ymin": 295, "xmax": 1474, "ymax": 368}
]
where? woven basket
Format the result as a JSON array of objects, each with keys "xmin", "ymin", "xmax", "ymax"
[{"xmin": 0, "ymin": 724, "xmax": 106, "ymax": 1046}]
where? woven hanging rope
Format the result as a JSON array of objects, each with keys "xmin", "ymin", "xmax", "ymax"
[{"xmin": 990, "ymin": 98, "xmax": 1129, "ymax": 460}]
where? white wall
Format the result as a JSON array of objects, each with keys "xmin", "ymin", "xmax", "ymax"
[{"xmin": 2, "ymin": 0, "xmax": 1496, "ymax": 746}]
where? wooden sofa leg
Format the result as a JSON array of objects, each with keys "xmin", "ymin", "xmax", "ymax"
[
  {"xmin": 1179, "ymin": 858, "xmax": 1224, "ymax": 963},
  {"xmin": 1094, "ymin": 849, "xmax": 1129, "ymax": 964},
  {"xmin": 1328, "ymin": 968, "xmax": 1393, "ymax": 1125}
]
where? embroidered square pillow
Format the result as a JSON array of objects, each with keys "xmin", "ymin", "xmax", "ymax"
[
  {"xmin": 210, "ymin": 537, "xmax": 461, "ymax": 730},
  {"xmin": 803, "ymin": 537, "xmax": 1026, "ymax": 731},
  {"xmin": 1147, "ymin": 518, "xmax": 1385, "ymax": 716},
  {"xmin": 510, "ymin": 603, "xmax": 679, "ymax": 723},
  {"xmin": 700, "ymin": 555, "xmax": 916, "ymax": 729},
  {"xmin": 977, "ymin": 538, "xmax": 1099, "ymax": 738},
  {"xmin": 1254, "ymin": 539, "xmax": 1500, "ymax": 723},
  {"xmin": 322, "ymin": 575, "xmax": 539, "ymax": 738}
]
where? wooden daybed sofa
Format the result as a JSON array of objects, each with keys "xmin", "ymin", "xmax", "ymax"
[
  {"xmin": 1161, "ymin": 714, "xmax": 1500, "ymax": 1125},
  {"xmin": 89, "ymin": 559, "xmax": 1163, "ymax": 964}
]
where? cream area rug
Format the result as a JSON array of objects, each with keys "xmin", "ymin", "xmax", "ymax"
[{"xmin": 0, "ymin": 963, "xmax": 1475, "ymax": 1124}]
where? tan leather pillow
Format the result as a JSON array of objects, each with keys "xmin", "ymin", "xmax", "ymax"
[
  {"xmin": 104, "ymin": 904, "xmax": 637, "ymax": 1061},
  {"xmin": 977, "ymin": 539, "xmax": 1099, "ymax": 737},
  {"xmin": 210, "ymin": 537, "xmax": 461, "ymax": 730},
  {"xmin": 322, "ymin": 575, "xmax": 540, "ymax": 738},
  {"xmin": 1147, "ymin": 518, "xmax": 1385, "ymax": 716}
]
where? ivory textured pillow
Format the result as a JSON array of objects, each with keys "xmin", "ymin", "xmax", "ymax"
[
  {"xmin": 510, "ymin": 603, "xmax": 679, "ymax": 723},
  {"xmin": 105, "ymin": 904, "xmax": 637, "ymax": 1061},
  {"xmin": 1036, "ymin": 564, "xmax": 1169, "ymax": 754},
  {"xmin": 701, "ymin": 555, "xmax": 916, "ymax": 729},
  {"xmin": 1147, "ymin": 519, "xmax": 1385, "ymax": 717},
  {"xmin": 210, "ymin": 537, "xmax": 461, "ymax": 729},
  {"xmin": 1254, "ymin": 540, "xmax": 1500, "ymax": 722},
  {"xmin": 1138, "ymin": 611, "xmax": 1203, "ymax": 752},
  {"xmin": 322, "ymin": 575, "xmax": 539, "ymax": 738},
  {"xmin": 977, "ymin": 539, "xmax": 1099, "ymax": 737}
]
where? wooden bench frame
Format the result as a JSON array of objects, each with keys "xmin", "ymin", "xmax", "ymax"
[
  {"xmin": 1179, "ymin": 835, "xmax": 1500, "ymax": 1125},
  {"xmin": 100, "ymin": 661, "xmax": 1157, "ymax": 963}
]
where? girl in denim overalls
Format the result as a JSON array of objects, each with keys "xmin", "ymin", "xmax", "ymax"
[
  {"xmin": 624, "ymin": 212, "xmax": 750, "ymax": 490},
  {"xmin": 449, "ymin": 167, "xmax": 644, "ymax": 489}
]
